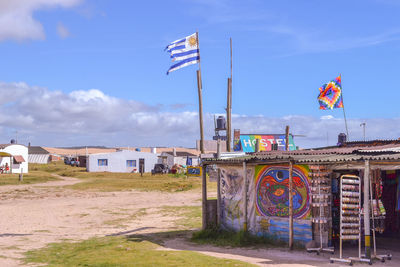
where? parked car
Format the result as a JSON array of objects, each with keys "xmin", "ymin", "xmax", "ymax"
[{"xmin": 151, "ymin": 164, "xmax": 168, "ymax": 175}]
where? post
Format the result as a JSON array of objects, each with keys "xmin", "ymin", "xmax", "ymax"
[
  {"xmin": 255, "ymin": 138, "xmax": 260, "ymax": 152},
  {"xmin": 197, "ymin": 70, "xmax": 205, "ymax": 154},
  {"xmin": 19, "ymin": 168, "xmax": 23, "ymax": 182},
  {"xmin": 289, "ymin": 160, "xmax": 294, "ymax": 249},
  {"xmin": 217, "ymin": 139, "xmax": 221, "ymax": 159},
  {"xmin": 285, "ymin": 125, "xmax": 289, "ymax": 151},
  {"xmin": 202, "ymin": 164, "xmax": 207, "ymax": 229},
  {"xmin": 195, "ymin": 32, "xmax": 205, "ymax": 154},
  {"xmin": 226, "ymin": 78, "xmax": 232, "ymax": 152},
  {"xmin": 364, "ymin": 160, "xmax": 371, "ymax": 259},
  {"xmin": 243, "ymin": 161, "xmax": 248, "ymax": 232},
  {"xmin": 217, "ymin": 168, "xmax": 221, "ymax": 227}
]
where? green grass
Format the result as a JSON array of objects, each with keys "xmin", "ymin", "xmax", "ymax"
[
  {"xmin": 191, "ymin": 228, "xmax": 292, "ymax": 248},
  {"xmin": 3, "ymin": 161, "xmax": 219, "ymax": 193},
  {"xmin": 24, "ymin": 236, "xmax": 255, "ymax": 267},
  {"xmin": 160, "ymin": 206, "xmax": 202, "ymax": 229},
  {"xmin": 0, "ymin": 172, "xmax": 58, "ymax": 186}
]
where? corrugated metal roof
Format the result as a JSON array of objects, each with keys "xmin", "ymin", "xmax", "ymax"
[{"xmin": 203, "ymin": 145, "xmax": 400, "ymax": 164}]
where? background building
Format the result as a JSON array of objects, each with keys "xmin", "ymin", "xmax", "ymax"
[{"xmin": 87, "ymin": 150, "xmax": 158, "ymax": 173}]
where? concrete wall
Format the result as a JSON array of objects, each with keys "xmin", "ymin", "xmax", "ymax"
[
  {"xmin": 87, "ymin": 150, "xmax": 158, "ymax": 173},
  {"xmin": 0, "ymin": 145, "xmax": 28, "ymax": 173}
]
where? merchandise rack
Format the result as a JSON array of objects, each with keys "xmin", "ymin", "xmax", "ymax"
[
  {"xmin": 307, "ymin": 166, "xmax": 334, "ymax": 255},
  {"xmin": 330, "ymin": 175, "xmax": 370, "ymax": 265}
]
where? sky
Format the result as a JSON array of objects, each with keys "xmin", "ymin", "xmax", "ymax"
[{"xmin": 0, "ymin": 0, "xmax": 400, "ymax": 148}]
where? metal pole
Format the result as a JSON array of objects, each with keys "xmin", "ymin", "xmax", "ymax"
[
  {"xmin": 364, "ymin": 160, "xmax": 371, "ymax": 259},
  {"xmin": 243, "ymin": 161, "xmax": 248, "ymax": 232},
  {"xmin": 285, "ymin": 125, "xmax": 289, "ymax": 151},
  {"xmin": 202, "ymin": 164, "xmax": 207, "ymax": 229},
  {"xmin": 340, "ymin": 74, "xmax": 350, "ymax": 139},
  {"xmin": 196, "ymin": 32, "xmax": 205, "ymax": 154},
  {"xmin": 289, "ymin": 160, "xmax": 294, "ymax": 249}
]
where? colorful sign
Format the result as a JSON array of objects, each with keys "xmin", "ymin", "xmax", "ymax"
[
  {"xmin": 255, "ymin": 165, "xmax": 311, "ymax": 219},
  {"xmin": 187, "ymin": 166, "xmax": 201, "ymax": 177},
  {"xmin": 237, "ymin": 134, "xmax": 296, "ymax": 152}
]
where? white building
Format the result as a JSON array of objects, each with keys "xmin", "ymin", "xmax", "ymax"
[
  {"xmin": 0, "ymin": 144, "xmax": 28, "ymax": 173},
  {"xmin": 87, "ymin": 150, "xmax": 158, "ymax": 173},
  {"xmin": 159, "ymin": 150, "xmax": 199, "ymax": 168},
  {"xmin": 28, "ymin": 146, "xmax": 50, "ymax": 164}
]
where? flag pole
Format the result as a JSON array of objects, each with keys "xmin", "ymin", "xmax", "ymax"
[
  {"xmin": 340, "ymin": 74, "xmax": 350, "ymax": 140},
  {"xmin": 196, "ymin": 31, "xmax": 205, "ymax": 154}
]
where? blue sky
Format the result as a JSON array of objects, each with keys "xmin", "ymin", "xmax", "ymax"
[{"xmin": 0, "ymin": 0, "xmax": 400, "ymax": 148}]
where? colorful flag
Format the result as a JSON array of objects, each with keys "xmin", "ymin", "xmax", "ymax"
[
  {"xmin": 165, "ymin": 33, "xmax": 199, "ymax": 75},
  {"xmin": 317, "ymin": 75, "xmax": 343, "ymax": 110}
]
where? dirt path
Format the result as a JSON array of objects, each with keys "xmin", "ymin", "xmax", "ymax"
[{"xmin": 0, "ymin": 175, "xmax": 201, "ymax": 266}]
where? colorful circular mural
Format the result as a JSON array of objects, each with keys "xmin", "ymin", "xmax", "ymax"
[{"xmin": 255, "ymin": 166, "xmax": 310, "ymax": 219}]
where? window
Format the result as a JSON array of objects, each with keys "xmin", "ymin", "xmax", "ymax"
[
  {"xmin": 98, "ymin": 159, "xmax": 108, "ymax": 166},
  {"xmin": 126, "ymin": 160, "xmax": 136, "ymax": 167}
]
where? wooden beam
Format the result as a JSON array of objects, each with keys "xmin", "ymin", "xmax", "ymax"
[
  {"xmin": 202, "ymin": 164, "xmax": 207, "ymax": 230},
  {"xmin": 243, "ymin": 161, "xmax": 248, "ymax": 232},
  {"xmin": 364, "ymin": 160, "xmax": 371, "ymax": 259},
  {"xmin": 288, "ymin": 160, "xmax": 294, "ymax": 249}
]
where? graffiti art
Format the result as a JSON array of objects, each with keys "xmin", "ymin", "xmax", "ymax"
[{"xmin": 255, "ymin": 165, "xmax": 311, "ymax": 219}]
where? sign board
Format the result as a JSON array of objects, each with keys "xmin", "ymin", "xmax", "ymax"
[
  {"xmin": 235, "ymin": 134, "xmax": 296, "ymax": 152},
  {"xmin": 187, "ymin": 166, "xmax": 202, "ymax": 177}
]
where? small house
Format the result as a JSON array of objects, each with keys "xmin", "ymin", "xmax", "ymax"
[
  {"xmin": 0, "ymin": 144, "xmax": 28, "ymax": 173},
  {"xmin": 87, "ymin": 150, "xmax": 158, "ymax": 173}
]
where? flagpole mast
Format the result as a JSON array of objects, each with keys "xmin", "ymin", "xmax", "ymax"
[
  {"xmin": 196, "ymin": 31, "xmax": 205, "ymax": 154},
  {"xmin": 340, "ymin": 74, "xmax": 350, "ymax": 140},
  {"xmin": 226, "ymin": 38, "xmax": 233, "ymax": 152}
]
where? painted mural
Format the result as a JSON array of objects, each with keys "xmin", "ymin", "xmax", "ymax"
[
  {"xmin": 255, "ymin": 165, "xmax": 311, "ymax": 219},
  {"xmin": 218, "ymin": 164, "xmax": 312, "ymax": 244},
  {"xmin": 237, "ymin": 134, "xmax": 296, "ymax": 152},
  {"xmin": 252, "ymin": 165, "xmax": 312, "ymax": 244},
  {"xmin": 220, "ymin": 166, "xmax": 254, "ymax": 231}
]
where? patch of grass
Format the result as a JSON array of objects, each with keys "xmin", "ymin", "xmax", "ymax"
[
  {"xmin": 160, "ymin": 206, "xmax": 202, "ymax": 229},
  {"xmin": 64, "ymin": 172, "xmax": 209, "ymax": 192},
  {"xmin": 24, "ymin": 236, "xmax": 255, "ymax": 267},
  {"xmin": 0, "ymin": 172, "xmax": 58, "ymax": 186},
  {"xmin": 191, "ymin": 228, "xmax": 292, "ymax": 248},
  {"xmin": 34, "ymin": 230, "xmax": 51, "ymax": 233},
  {"xmin": 29, "ymin": 161, "xmax": 82, "ymax": 174}
]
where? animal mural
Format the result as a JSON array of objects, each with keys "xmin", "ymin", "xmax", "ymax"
[{"xmin": 255, "ymin": 165, "xmax": 311, "ymax": 219}]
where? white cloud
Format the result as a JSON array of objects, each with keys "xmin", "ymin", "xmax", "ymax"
[
  {"xmin": 0, "ymin": 81, "xmax": 399, "ymax": 148},
  {"xmin": 57, "ymin": 22, "xmax": 70, "ymax": 39},
  {"xmin": 0, "ymin": 0, "xmax": 81, "ymax": 41}
]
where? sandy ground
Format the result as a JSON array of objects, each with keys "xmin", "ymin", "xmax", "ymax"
[{"xmin": 0, "ymin": 175, "xmax": 398, "ymax": 267}]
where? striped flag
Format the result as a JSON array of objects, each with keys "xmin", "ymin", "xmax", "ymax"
[{"xmin": 165, "ymin": 33, "xmax": 199, "ymax": 74}]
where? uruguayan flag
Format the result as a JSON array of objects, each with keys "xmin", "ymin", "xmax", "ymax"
[{"xmin": 165, "ymin": 33, "xmax": 199, "ymax": 74}]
